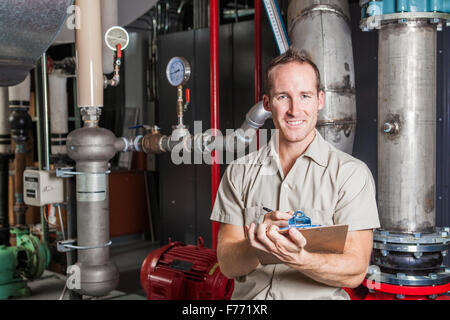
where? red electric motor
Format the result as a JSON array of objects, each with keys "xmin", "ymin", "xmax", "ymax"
[{"xmin": 140, "ymin": 237, "xmax": 234, "ymax": 300}]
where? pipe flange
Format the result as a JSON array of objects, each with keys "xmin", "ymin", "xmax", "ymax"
[
  {"xmin": 374, "ymin": 228, "xmax": 450, "ymax": 245},
  {"xmin": 373, "ymin": 241, "xmax": 449, "ymax": 253},
  {"xmin": 366, "ymin": 268, "xmax": 450, "ymax": 286},
  {"xmin": 360, "ymin": 12, "xmax": 450, "ymax": 31}
]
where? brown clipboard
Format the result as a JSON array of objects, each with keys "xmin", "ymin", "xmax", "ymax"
[{"xmin": 255, "ymin": 224, "xmax": 349, "ymax": 265}]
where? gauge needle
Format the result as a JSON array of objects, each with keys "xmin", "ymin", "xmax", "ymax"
[{"xmin": 171, "ymin": 69, "xmax": 180, "ymax": 74}]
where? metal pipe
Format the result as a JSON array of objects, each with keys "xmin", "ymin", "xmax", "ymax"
[
  {"xmin": 67, "ymin": 128, "xmax": 120, "ymax": 297},
  {"xmin": 377, "ymin": 21, "xmax": 437, "ymax": 234},
  {"xmin": 34, "ymin": 61, "xmax": 49, "ymax": 242},
  {"xmin": 210, "ymin": 0, "xmax": 220, "ymax": 249},
  {"xmin": 287, "ymin": 0, "xmax": 357, "ymax": 154},
  {"xmin": 41, "ymin": 54, "xmax": 51, "ymax": 170}
]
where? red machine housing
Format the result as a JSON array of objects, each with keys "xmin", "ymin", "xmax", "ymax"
[
  {"xmin": 140, "ymin": 237, "xmax": 234, "ymax": 300},
  {"xmin": 345, "ymin": 281, "xmax": 450, "ymax": 300}
]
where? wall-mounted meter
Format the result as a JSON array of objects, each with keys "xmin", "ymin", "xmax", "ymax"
[
  {"xmin": 24, "ymin": 169, "xmax": 64, "ymax": 206},
  {"xmin": 166, "ymin": 57, "xmax": 191, "ymax": 87},
  {"xmin": 104, "ymin": 26, "xmax": 129, "ymax": 51}
]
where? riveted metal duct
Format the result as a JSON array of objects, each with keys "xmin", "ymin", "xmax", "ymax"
[
  {"xmin": 287, "ymin": 0, "xmax": 357, "ymax": 154},
  {"xmin": 0, "ymin": 0, "xmax": 73, "ymax": 86}
]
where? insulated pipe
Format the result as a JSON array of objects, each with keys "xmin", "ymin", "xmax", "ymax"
[
  {"xmin": 377, "ymin": 22, "xmax": 437, "ymax": 234},
  {"xmin": 75, "ymin": 0, "xmax": 103, "ymax": 118},
  {"xmin": 0, "ymin": 87, "xmax": 10, "ymax": 245},
  {"xmin": 49, "ymin": 73, "xmax": 69, "ymax": 156},
  {"xmin": 210, "ymin": 0, "xmax": 220, "ymax": 249},
  {"xmin": 287, "ymin": 0, "xmax": 357, "ymax": 154}
]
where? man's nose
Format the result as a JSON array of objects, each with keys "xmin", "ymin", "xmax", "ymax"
[{"xmin": 288, "ymin": 97, "xmax": 306, "ymax": 116}]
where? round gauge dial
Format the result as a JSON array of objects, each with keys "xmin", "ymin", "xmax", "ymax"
[
  {"xmin": 105, "ymin": 26, "xmax": 129, "ymax": 51},
  {"xmin": 166, "ymin": 57, "xmax": 191, "ymax": 86}
]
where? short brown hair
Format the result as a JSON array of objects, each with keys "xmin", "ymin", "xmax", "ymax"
[{"xmin": 264, "ymin": 47, "xmax": 321, "ymax": 96}]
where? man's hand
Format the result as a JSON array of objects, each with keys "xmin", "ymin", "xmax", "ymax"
[
  {"xmin": 245, "ymin": 222, "xmax": 308, "ymax": 265},
  {"xmin": 243, "ymin": 209, "xmax": 293, "ymax": 259},
  {"xmin": 262, "ymin": 210, "xmax": 292, "ymax": 227}
]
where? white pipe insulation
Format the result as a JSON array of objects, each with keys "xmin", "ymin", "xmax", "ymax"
[
  {"xmin": 8, "ymin": 73, "xmax": 31, "ymax": 105},
  {"xmin": 48, "ymin": 73, "xmax": 69, "ymax": 155}
]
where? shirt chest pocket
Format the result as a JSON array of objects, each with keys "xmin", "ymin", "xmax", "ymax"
[
  {"xmin": 297, "ymin": 207, "xmax": 334, "ymax": 226},
  {"xmin": 243, "ymin": 206, "xmax": 265, "ymax": 226}
]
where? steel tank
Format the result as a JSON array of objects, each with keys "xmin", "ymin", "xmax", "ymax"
[
  {"xmin": 287, "ymin": 0, "xmax": 356, "ymax": 154},
  {"xmin": 67, "ymin": 127, "xmax": 122, "ymax": 296},
  {"xmin": 377, "ymin": 21, "xmax": 436, "ymax": 234}
]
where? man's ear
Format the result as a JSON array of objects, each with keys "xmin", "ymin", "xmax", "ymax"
[
  {"xmin": 317, "ymin": 90, "xmax": 325, "ymax": 111},
  {"xmin": 262, "ymin": 94, "xmax": 271, "ymax": 111}
]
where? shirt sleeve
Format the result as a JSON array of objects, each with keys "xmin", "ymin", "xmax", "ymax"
[
  {"xmin": 333, "ymin": 162, "xmax": 381, "ymax": 231},
  {"xmin": 210, "ymin": 163, "xmax": 245, "ymax": 226}
]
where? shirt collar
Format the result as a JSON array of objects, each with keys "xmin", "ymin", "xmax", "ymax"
[{"xmin": 263, "ymin": 129, "xmax": 329, "ymax": 167}]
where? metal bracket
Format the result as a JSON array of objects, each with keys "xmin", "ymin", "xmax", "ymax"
[
  {"xmin": 57, "ymin": 239, "xmax": 112, "ymax": 252},
  {"xmin": 55, "ymin": 167, "xmax": 111, "ymax": 178}
]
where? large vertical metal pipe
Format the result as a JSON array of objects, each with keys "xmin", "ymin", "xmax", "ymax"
[
  {"xmin": 67, "ymin": 0, "xmax": 119, "ymax": 297},
  {"xmin": 377, "ymin": 22, "xmax": 437, "ymax": 234},
  {"xmin": 0, "ymin": 87, "xmax": 10, "ymax": 245},
  {"xmin": 287, "ymin": 0, "xmax": 357, "ymax": 154},
  {"xmin": 210, "ymin": 0, "xmax": 220, "ymax": 249}
]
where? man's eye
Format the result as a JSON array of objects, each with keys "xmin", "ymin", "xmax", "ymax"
[
  {"xmin": 278, "ymin": 95, "xmax": 287, "ymax": 100},
  {"xmin": 301, "ymin": 95, "xmax": 311, "ymax": 99}
]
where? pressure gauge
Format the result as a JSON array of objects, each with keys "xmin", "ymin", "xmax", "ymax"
[
  {"xmin": 166, "ymin": 57, "xmax": 191, "ymax": 87},
  {"xmin": 105, "ymin": 26, "xmax": 129, "ymax": 51}
]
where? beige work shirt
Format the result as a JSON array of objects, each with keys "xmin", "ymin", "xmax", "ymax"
[{"xmin": 210, "ymin": 130, "xmax": 380, "ymax": 300}]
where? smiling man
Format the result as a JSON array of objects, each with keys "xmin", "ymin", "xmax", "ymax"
[{"xmin": 210, "ymin": 48, "xmax": 380, "ymax": 300}]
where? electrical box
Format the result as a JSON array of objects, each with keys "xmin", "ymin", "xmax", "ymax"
[{"xmin": 23, "ymin": 169, "xmax": 64, "ymax": 206}]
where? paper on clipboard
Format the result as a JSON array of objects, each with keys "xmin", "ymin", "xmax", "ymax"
[{"xmin": 255, "ymin": 224, "xmax": 349, "ymax": 265}]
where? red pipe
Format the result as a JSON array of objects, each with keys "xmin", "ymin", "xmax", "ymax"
[
  {"xmin": 254, "ymin": 0, "xmax": 262, "ymax": 103},
  {"xmin": 210, "ymin": 0, "xmax": 220, "ymax": 249},
  {"xmin": 254, "ymin": 0, "xmax": 262, "ymax": 150}
]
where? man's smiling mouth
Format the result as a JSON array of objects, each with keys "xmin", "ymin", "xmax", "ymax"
[{"xmin": 285, "ymin": 120, "xmax": 305, "ymax": 127}]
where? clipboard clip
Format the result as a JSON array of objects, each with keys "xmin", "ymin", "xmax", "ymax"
[{"xmin": 280, "ymin": 210, "xmax": 321, "ymax": 231}]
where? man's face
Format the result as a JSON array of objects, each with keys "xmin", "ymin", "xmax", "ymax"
[{"xmin": 263, "ymin": 62, "xmax": 324, "ymax": 145}]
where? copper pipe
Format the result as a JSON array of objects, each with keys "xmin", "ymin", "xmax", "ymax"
[
  {"xmin": 13, "ymin": 149, "xmax": 26, "ymax": 225},
  {"xmin": 177, "ymin": 85, "xmax": 184, "ymax": 125}
]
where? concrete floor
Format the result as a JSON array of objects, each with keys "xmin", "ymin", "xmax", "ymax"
[{"xmin": 12, "ymin": 234, "xmax": 160, "ymax": 300}]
